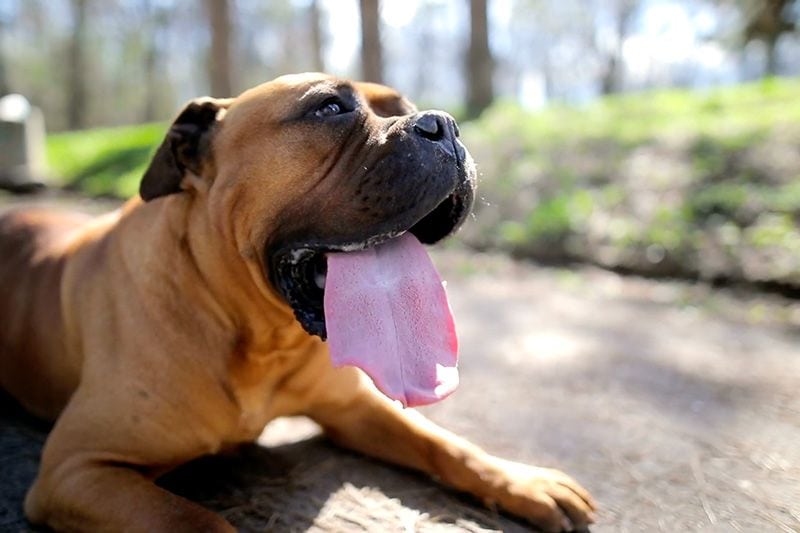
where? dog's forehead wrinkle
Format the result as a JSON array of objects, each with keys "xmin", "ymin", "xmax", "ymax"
[
  {"xmin": 299, "ymin": 82, "xmax": 334, "ymax": 101},
  {"xmin": 298, "ymin": 80, "xmax": 352, "ymax": 103},
  {"xmin": 302, "ymin": 118, "xmax": 366, "ymax": 196}
]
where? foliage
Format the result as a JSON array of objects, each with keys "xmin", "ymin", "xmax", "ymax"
[{"xmin": 459, "ymin": 77, "xmax": 800, "ymax": 286}]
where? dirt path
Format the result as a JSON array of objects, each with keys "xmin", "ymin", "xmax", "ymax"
[
  {"xmin": 1, "ymin": 192, "xmax": 799, "ymax": 532},
  {"xmin": 428, "ymin": 250, "xmax": 800, "ymax": 532}
]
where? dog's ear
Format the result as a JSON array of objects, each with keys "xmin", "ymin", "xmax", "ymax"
[
  {"xmin": 355, "ymin": 82, "xmax": 417, "ymax": 118},
  {"xmin": 140, "ymin": 97, "xmax": 232, "ymax": 201}
]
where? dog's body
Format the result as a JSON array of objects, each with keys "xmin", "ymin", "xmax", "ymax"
[{"xmin": 0, "ymin": 74, "xmax": 594, "ymax": 532}]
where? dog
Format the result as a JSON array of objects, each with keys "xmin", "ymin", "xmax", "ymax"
[{"xmin": 0, "ymin": 73, "xmax": 595, "ymax": 532}]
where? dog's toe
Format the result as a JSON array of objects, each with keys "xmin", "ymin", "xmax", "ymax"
[{"xmin": 483, "ymin": 460, "xmax": 596, "ymax": 532}]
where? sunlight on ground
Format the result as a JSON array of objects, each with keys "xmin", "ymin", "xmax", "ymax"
[{"xmin": 500, "ymin": 331, "xmax": 588, "ymax": 365}]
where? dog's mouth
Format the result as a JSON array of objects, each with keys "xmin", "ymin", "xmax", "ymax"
[{"xmin": 269, "ymin": 186, "xmax": 472, "ymax": 340}]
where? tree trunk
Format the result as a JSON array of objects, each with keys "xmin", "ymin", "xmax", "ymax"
[
  {"xmin": 599, "ymin": 0, "xmax": 637, "ymax": 95},
  {"xmin": 744, "ymin": 0, "xmax": 794, "ymax": 78},
  {"xmin": 413, "ymin": 17, "xmax": 433, "ymax": 98},
  {"xmin": 309, "ymin": 0, "xmax": 325, "ymax": 72},
  {"xmin": 600, "ymin": 55, "xmax": 618, "ymax": 95},
  {"xmin": 0, "ymin": 20, "xmax": 8, "ymax": 96},
  {"xmin": 765, "ymin": 35, "xmax": 779, "ymax": 76},
  {"xmin": 205, "ymin": 0, "xmax": 233, "ymax": 97},
  {"xmin": 359, "ymin": 0, "xmax": 383, "ymax": 83},
  {"xmin": 141, "ymin": 0, "xmax": 161, "ymax": 122},
  {"xmin": 67, "ymin": 0, "xmax": 89, "ymax": 130},
  {"xmin": 465, "ymin": 0, "xmax": 493, "ymax": 119}
]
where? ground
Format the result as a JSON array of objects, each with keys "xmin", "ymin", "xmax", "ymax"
[{"xmin": 1, "ymin": 191, "xmax": 799, "ymax": 532}]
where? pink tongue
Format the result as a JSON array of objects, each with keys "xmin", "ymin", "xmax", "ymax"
[{"xmin": 323, "ymin": 233, "xmax": 458, "ymax": 407}]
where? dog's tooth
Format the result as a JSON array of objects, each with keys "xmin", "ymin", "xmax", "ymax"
[{"xmin": 315, "ymin": 273, "xmax": 326, "ymax": 289}]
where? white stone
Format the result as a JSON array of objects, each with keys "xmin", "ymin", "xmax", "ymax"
[{"xmin": 0, "ymin": 94, "xmax": 47, "ymax": 189}]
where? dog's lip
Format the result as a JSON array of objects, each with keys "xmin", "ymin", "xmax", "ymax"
[
  {"xmin": 272, "ymin": 179, "xmax": 471, "ymax": 260},
  {"xmin": 275, "ymin": 229, "xmax": 406, "ymax": 292},
  {"xmin": 268, "ymin": 229, "xmax": 408, "ymax": 340},
  {"xmin": 281, "ymin": 229, "xmax": 407, "ymax": 258},
  {"xmin": 268, "ymin": 186, "xmax": 471, "ymax": 339}
]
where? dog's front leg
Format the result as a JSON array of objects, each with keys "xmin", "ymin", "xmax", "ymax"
[
  {"xmin": 26, "ymin": 460, "xmax": 234, "ymax": 533},
  {"xmin": 305, "ymin": 368, "xmax": 596, "ymax": 532},
  {"xmin": 24, "ymin": 392, "xmax": 235, "ymax": 533}
]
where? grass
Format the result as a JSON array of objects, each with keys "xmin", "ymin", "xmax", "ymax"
[
  {"xmin": 47, "ymin": 122, "xmax": 164, "ymax": 197},
  {"xmin": 459, "ymin": 77, "xmax": 800, "ymax": 286},
  {"xmin": 472, "ymin": 77, "xmax": 800, "ymax": 148}
]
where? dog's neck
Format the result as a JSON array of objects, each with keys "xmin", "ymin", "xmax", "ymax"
[{"xmin": 115, "ymin": 194, "xmax": 311, "ymax": 359}]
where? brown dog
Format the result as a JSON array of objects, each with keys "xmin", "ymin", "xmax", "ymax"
[{"xmin": 0, "ymin": 73, "xmax": 595, "ymax": 532}]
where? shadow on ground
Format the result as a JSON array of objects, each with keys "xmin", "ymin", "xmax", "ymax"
[{"xmin": 0, "ymin": 392, "xmax": 532, "ymax": 533}]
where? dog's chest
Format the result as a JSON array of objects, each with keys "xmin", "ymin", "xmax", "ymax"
[{"xmin": 226, "ymin": 349, "xmax": 315, "ymax": 443}]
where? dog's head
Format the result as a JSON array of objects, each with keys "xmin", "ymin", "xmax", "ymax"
[{"xmin": 140, "ymin": 73, "xmax": 476, "ymax": 338}]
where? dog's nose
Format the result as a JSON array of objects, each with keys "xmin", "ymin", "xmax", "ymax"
[{"xmin": 412, "ymin": 111, "xmax": 458, "ymax": 143}]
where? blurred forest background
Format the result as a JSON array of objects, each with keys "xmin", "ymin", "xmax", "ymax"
[{"xmin": 1, "ymin": 0, "xmax": 799, "ymax": 289}]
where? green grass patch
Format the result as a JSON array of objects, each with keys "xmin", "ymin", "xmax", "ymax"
[
  {"xmin": 461, "ymin": 77, "xmax": 800, "ymax": 285},
  {"xmin": 46, "ymin": 122, "xmax": 164, "ymax": 197},
  {"xmin": 464, "ymin": 78, "xmax": 800, "ymax": 149}
]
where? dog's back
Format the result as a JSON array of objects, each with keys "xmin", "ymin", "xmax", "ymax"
[{"xmin": 0, "ymin": 208, "xmax": 89, "ymax": 419}]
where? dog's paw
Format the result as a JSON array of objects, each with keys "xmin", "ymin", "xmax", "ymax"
[{"xmin": 483, "ymin": 458, "xmax": 597, "ymax": 532}]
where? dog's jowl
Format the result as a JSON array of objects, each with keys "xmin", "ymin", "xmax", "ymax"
[{"xmin": 0, "ymin": 73, "xmax": 595, "ymax": 532}]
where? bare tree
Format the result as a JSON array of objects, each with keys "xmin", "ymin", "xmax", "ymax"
[
  {"xmin": 412, "ymin": 2, "xmax": 438, "ymax": 99},
  {"xmin": 359, "ymin": 0, "xmax": 383, "ymax": 83},
  {"xmin": 0, "ymin": 15, "xmax": 8, "ymax": 96},
  {"xmin": 743, "ymin": 0, "xmax": 797, "ymax": 75},
  {"xmin": 67, "ymin": 0, "xmax": 89, "ymax": 130},
  {"xmin": 715, "ymin": 0, "xmax": 798, "ymax": 76},
  {"xmin": 598, "ymin": 0, "xmax": 639, "ymax": 94},
  {"xmin": 141, "ymin": 0, "xmax": 169, "ymax": 122},
  {"xmin": 205, "ymin": 0, "xmax": 234, "ymax": 97},
  {"xmin": 466, "ymin": 0, "xmax": 494, "ymax": 119},
  {"xmin": 309, "ymin": 0, "xmax": 326, "ymax": 72}
]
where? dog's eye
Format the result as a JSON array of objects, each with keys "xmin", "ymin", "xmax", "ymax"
[{"xmin": 314, "ymin": 100, "xmax": 345, "ymax": 118}]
